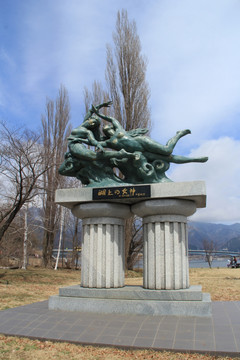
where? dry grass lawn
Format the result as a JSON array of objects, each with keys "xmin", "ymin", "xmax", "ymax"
[
  {"xmin": 189, "ymin": 268, "xmax": 240, "ymax": 301},
  {"xmin": 0, "ymin": 267, "xmax": 240, "ymax": 360},
  {"xmin": 0, "ymin": 267, "xmax": 81, "ymax": 310},
  {"xmin": 0, "ymin": 335, "xmax": 236, "ymax": 360},
  {"xmin": 125, "ymin": 268, "xmax": 240, "ymax": 301}
]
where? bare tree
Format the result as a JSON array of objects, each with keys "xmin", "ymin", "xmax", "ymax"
[
  {"xmin": 83, "ymin": 81, "xmax": 109, "ymax": 115},
  {"xmin": 0, "ymin": 122, "xmax": 50, "ymax": 244},
  {"xmin": 126, "ymin": 216, "xmax": 143, "ymax": 270},
  {"xmin": 203, "ymin": 239, "xmax": 216, "ymax": 268},
  {"xmin": 0, "ymin": 205, "xmax": 41, "ymax": 268},
  {"xmin": 70, "ymin": 216, "xmax": 81, "ymax": 269},
  {"xmin": 0, "ymin": 218, "xmax": 23, "ymax": 268},
  {"xmin": 22, "ymin": 204, "xmax": 28, "ymax": 270},
  {"xmin": 41, "ymin": 85, "xmax": 71, "ymax": 267},
  {"xmin": 106, "ymin": 9, "xmax": 151, "ymax": 131},
  {"xmin": 54, "ymin": 205, "xmax": 64, "ymax": 270},
  {"xmin": 106, "ymin": 9, "xmax": 151, "ymax": 269}
]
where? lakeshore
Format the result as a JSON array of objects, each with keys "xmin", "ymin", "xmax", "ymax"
[{"xmin": 133, "ymin": 256, "xmax": 231, "ymax": 269}]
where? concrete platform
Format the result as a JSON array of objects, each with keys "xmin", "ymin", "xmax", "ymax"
[
  {"xmin": 49, "ymin": 285, "xmax": 212, "ymax": 317},
  {"xmin": 1, "ymin": 300, "xmax": 240, "ymax": 356}
]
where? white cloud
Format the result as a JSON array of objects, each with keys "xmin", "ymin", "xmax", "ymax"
[
  {"xmin": 169, "ymin": 137, "xmax": 240, "ymax": 223},
  {"xmin": 143, "ymin": 0, "xmax": 240, "ymax": 144}
]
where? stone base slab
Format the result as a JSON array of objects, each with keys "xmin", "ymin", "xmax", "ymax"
[
  {"xmin": 49, "ymin": 285, "xmax": 212, "ymax": 317},
  {"xmin": 59, "ymin": 285, "xmax": 203, "ymax": 301}
]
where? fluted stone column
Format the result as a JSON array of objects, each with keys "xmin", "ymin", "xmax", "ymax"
[
  {"xmin": 132, "ymin": 199, "xmax": 196, "ymax": 290},
  {"xmin": 72, "ymin": 202, "xmax": 131, "ymax": 288}
]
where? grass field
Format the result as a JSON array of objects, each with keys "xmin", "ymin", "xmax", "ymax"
[{"xmin": 0, "ymin": 267, "xmax": 240, "ymax": 359}]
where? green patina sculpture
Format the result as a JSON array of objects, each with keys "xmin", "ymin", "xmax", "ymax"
[{"xmin": 59, "ymin": 101, "xmax": 208, "ymax": 187}]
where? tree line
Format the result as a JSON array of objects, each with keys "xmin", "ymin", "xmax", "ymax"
[{"xmin": 0, "ymin": 9, "xmax": 151, "ymax": 270}]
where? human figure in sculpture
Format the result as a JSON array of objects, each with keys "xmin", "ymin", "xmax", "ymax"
[
  {"xmin": 63, "ymin": 100, "xmax": 137, "ymax": 165},
  {"xmin": 68, "ymin": 101, "xmax": 112, "ymax": 153},
  {"xmin": 91, "ymin": 105, "xmax": 208, "ymax": 164}
]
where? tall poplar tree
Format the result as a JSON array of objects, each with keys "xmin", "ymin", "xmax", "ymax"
[
  {"xmin": 106, "ymin": 9, "xmax": 151, "ymax": 130},
  {"xmin": 83, "ymin": 10, "xmax": 151, "ymax": 269},
  {"xmin": 41, "ymin": 85, "xmax": 71, "ymax": 267},
  {"xmin": 106, "ymin": 9, "xmax": 151, "ymax": 268}
]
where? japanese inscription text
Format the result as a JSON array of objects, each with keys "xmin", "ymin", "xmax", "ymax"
[{"xmin": 92, "ymin": 185, "xmax": 151, "ymax": 200}]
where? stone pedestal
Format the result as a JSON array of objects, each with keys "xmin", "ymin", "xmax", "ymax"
[
  {"xmin": 72, "ymin": 202, "xmax": 131, "ymax": 288},
  {"xmin": 50, "ymin": 181, "xmax": 212, "ymax": 317},
  {"xmin": 49, "ymin": 285, "xmax": 212, "ymax": 317},
  {"xmin": 132, "ymin": 199, "xmax": 196, "ymax": 290}
]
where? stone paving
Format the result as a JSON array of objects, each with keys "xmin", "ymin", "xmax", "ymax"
[{"xmin": 0, "ymin": 300, "xmax": 240, "ymax": 356}]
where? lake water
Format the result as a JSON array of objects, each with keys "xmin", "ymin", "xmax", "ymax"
[
  {"xmin": 189, "ymin": 259, "xmax": 228, "ymax": 268},
  {"xmin": 55, "ymin": 251, "xmax": 229, "ymax": 269},
  {"xmin": 133, "ymin": 258, "xmax": 229, "ymax": 269}
]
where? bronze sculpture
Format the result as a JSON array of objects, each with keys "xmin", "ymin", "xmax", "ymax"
[{"xmin": 59, "ymin": 101, "xmax": 208, "ymax": 187}]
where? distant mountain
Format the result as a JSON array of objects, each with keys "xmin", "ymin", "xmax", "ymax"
[
  {"xmin": 225, "ymin": 237, "xmax": 240, "ymax": 252},
  {"xmin": 188, "ymin": 221, "xmax": 240, "ymax": 251}
]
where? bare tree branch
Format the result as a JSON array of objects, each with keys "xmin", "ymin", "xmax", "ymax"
[
  {"xmin": 203, "ymin": 239, "xmax": 216, "ymax": 268},
  {"xmin": 0, "ymin": 122, "xmax": 50, "ymax": 242}
]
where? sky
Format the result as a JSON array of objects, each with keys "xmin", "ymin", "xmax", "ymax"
[{"xmin": 1, "ymin": 0, "xmax": 240, "ymax": 224}]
